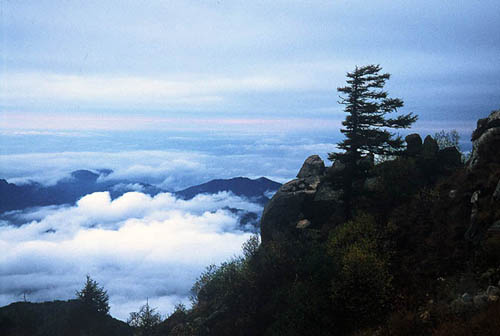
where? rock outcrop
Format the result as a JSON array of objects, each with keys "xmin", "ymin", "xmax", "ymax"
[
  {"xmin": 463, "ymin": 110, "xmax": 500, "ymax": 243},
  {"xmin": 404, "ymin": 133, "xmax": 462, "ymax": 170},
  {"xmin": 422, "ymin": 135, "xmax": 439, "ymax": 159},
  {"xmin": 260, "ymin": 155, "xmax": 343, "ymax": 243},
  {"xmin": 468, "ymin": 109, "xmax": 500, "ymax": 170},
  {"xmin": 297, "ymin": 155, "xmax": 325, "ymax": 178},
  {"xmin": 405, "ymin": 133, "xmax": 423, "ymax": 156}
]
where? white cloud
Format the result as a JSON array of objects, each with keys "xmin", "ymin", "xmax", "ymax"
[{"xmin": 0, "ymin": 191, "xmax": 260, "ymax": 320}]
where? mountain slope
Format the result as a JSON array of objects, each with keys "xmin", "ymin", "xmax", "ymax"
[{"xmin": 176, "ymin": 177, "xmax": 281, "ymax": 205}]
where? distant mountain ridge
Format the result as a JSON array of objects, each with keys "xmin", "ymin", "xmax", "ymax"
[
  {"xmin": 175, "ymin": 176, "xmax": 281, "ymax": 205},
  {"xmin": 0, "ymin": 171, "xmax": 281, "ymax": 213}
]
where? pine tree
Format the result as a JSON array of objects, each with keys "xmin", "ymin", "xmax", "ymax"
[
  {"xmin": 329, "ymin": 64, "xmax": 417, "ymax": 165},
  {"xmin": 128, "ymin": 300, "xmax": 162, "ymax": 336},
  {"xmin": 329, "ymin": 65, "xmax": 417, "ymax": 218},
  {"xmin": 76, "ymin": 275, "xmax": 110, "ymax": 315}
]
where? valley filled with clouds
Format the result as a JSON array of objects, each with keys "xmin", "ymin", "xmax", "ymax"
[{"xmin": 0, "ymin": 190, "xmax": 261, "ymax": 320}]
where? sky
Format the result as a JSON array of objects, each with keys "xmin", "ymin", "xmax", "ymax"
[
  {"xmin": 1, "ymin": 0, "xmax": 500, "ymax": 321},
  {"xmin": 1, "ymin": 0, "xmax": 499, "ymax": 136}
]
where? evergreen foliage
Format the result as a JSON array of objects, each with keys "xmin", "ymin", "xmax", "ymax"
[
  {"xmin": 329, "ymin": 64, "xmax": 417, "ymax": 165},
  {"xmin": 76, "ymin": 275, "xmax": 110, "ymax": 315},
  {"xmin": 128, "ymin": 301, "xmax": 163, "ymax": 336}
]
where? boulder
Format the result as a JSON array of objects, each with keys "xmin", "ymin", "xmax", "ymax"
[
  {"xmin": 422, "ymin": 135, "xmax": 439, "ymax": 159},
  {"xmin": 486, "ymin": 285, "xmax": 500, "ymax": 297},
  {"xmin": 297, "ymin": 155, "xmax": 325, "ymax": 178},
  {"xmin": 468, "ymin": 110, "xmax": 500, "ymax": 170},
  {"xmin": 260, "ymin": 155, "xmax": 343, "ymax": 243},
  {"xmin": 296, "ymin": 219, "xmax": 311, "ymax": 229},
  {"xmin": 405, "ymin": 133, "xmax": 423, "ymax": 156}
]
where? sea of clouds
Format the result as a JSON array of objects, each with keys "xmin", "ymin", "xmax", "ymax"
[
  {"xmin": 0, "ymin": 190, "xmax": 262, "ymax": 320},
  {"xmin": 0, "ymin": 130, "xmax": 339, "ymax": 320}
]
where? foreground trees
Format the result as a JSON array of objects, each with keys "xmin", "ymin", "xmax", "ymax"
[{"xmin": 329, "ymin": 64, "xmax": 417, "ymax": 216}]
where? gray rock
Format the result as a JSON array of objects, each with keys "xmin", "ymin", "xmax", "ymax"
[
  {"xmin": 468, "ymin": 110, "xmax": 500, "ymax": 170},
  {"xmin": 314, "ymin": 182, "xmax": 343, "ymax": 202},
  {"xmin": 465, "ymin": 190, "xmax": 482, "ymax": 243},
  {"xmin": 405, "ymin": 133, "xmax": 423, "ymax": 156},
  {"xmin": 260, "ymin": 185, "xmax": 309, "ymax": 243},
  {"xmin": 261, "ymin": 155, "xmax": 344, "ymax": 243},
  {"xmin": 296, "ymin": 219, "xmax": 311, "ymax": 229},
  {"xmin": 422, "ymin": 135, "xmax": 439, "ymax": 159},
  {"xmin": 297, "ymin": 155, "xmax": 325, "ymax": 178},
  {"xmin": 486, "ymin": 285, "xmax": 500, "ymax": 296}
]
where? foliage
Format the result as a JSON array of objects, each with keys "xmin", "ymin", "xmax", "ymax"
[
  {"xmin": 329, "ymin": 64, "xmax": 417, "ymax": 164},
  {"xmin": 76, "ymin": 275, "xmax": 110, "ymax": 315},
  {"xmin": 242, "ymin": 233, "xmax": 260, "ymax": 259},
  {"xmin": 328, "ymin": 64, "xmax": 417, "ymax": 219},
  {"xmin": 128, "ymin": 301, "xmax": 163, "ymax": 336},
  {"xmin": 328, "ymin": 214, "xmax": 393, "ymax": 327},
  {"xmin": 434, "ymin": 129, "xmax": 460, "ymax": 150}
]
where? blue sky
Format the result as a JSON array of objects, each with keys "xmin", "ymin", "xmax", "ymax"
[{"xmin": 1, "ymin": 0, "xmax": 499, "ymax": 136}]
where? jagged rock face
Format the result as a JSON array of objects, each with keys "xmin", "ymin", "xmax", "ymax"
[
  {"xmin": 405, "ymin": 133, "xmax": 423, "ymax": 156},
  {"xmin": 260, "ymin": 156, "xmax": 342, "ymax": 243},
  {"xmin": 297, "ymin": 155, "xmax": 325, "ymax": 178},
  {"xmin": 468, "ymin": 110, "xmax": 500, "ymax": 170},
  {"xmin": 463, "ymin": 110, "xmax": 500, "ymax": 244}
]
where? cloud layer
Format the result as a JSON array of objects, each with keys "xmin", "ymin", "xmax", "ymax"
[{"xmin": 0, "ymin": 190, "xmax": 260, "ymax": 320}]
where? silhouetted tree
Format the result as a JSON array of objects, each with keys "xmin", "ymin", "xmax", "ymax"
[
  {"xmin": 76, "ymin": 275, "xmax": 110, "ymax": 315},
  {"xmin": 329, "ymin": 65, "xmax": 417, "ymax": 217},
  {"xmin": 128, "ymin": 300, "xmax": 162, "ymax": 336}
]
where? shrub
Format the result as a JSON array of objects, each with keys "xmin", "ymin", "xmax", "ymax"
[{"xmin": 327, "ymin": 214, "xmax": 393, "ymax": 328}]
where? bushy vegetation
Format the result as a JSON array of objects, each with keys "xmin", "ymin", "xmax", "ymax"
[{"xmin": 159, "ymin": 144, "xmax": 500, "ymax": 335}]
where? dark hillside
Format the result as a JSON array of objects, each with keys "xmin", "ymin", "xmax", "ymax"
[
  {"xmin": 0, "ymin": 300, "xmax": 133, "ymax": 336},
  {"xmin": 160, "ymin": 110, "xmax": 500, "ymax": 335}
]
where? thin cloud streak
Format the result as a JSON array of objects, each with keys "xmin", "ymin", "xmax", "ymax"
[{"xmin": 0, "ymin": 112, "xmax": 343, "ymax": 132}]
